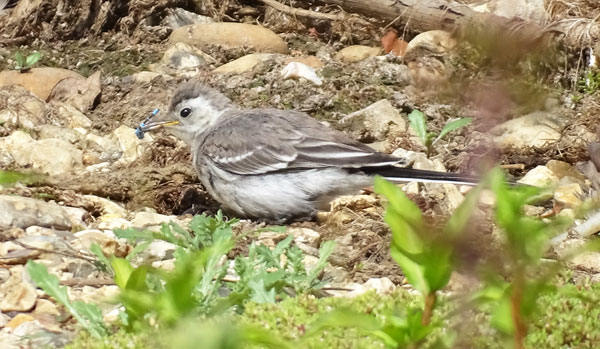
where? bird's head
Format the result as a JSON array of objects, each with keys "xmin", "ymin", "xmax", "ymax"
[{"xmin": 139, "ymin": 81, "xmax": 234, "ymax": 145}]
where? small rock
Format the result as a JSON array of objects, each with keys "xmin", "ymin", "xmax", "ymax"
[
  {"xmin": 491, "ymin": 111, "xmax": 566, "ymax": 149},
  {"xmin": 113, "ymin": 125, "xmax": 153, "ymax": 163},
  {"xmin": 81, "ymin": 195, "xmax": 127, "ymax": 217},
  {"xmin": 151, "ymin": 259, "xmax": 176, "ymax": 272},
  {"xmin": 0, "ymin": 195, "xmax": 72, "ymax": 230},
  {"xmin": 405, "ymin": 30, "xmax": 457, "ymax": 57},
  {"xmin": 0, "ymin": 130, "xmax": 83, "ymax": 176},
  {"xmin": 48, "ymin": 71, "xmax": 101, "ymax": 112},
  {"xmin": 213, "ymin": 53, "xmax": 274, "ymax": 74},
  {"xmin": 284, "ymin": 56, "xmax": 324, "ymax": 69},
  {"xmin": 346, "ymin": 277, "xmax": 395, "ymax": 297},
  {"xmin": 554, "ymin": 183, "xmax": 583, "ymax": 207},
  {"xmin": 5, "ymin": 314, "xmax": 35, "ymax": 330},
  {"xmin": 546, "ymin": 160, "xmax": 586, "ymax": 183},
  {"xmin": 170, "ymin": 23, "xmax": 288, "ymax": 53},
  {"xmin": 334, "ymin": 45, "xmax": 381, "ymax": 63},
  {"xmin": 303, "ymin": 255, "xmax": 320, "ymax": 274},
  {"xmin": 287, "ymin": 227, "xmax": 321, "ymax": 248},
  {"xmin": 0, "ymin": 85, "xmax": 47, "ymax": 131},
  {"xmin": 37, "ymin": 125, "xmax": 79, "ymax": 144},
  {"xmin": 85, "ymin": 133, "xmax": 122, "ymax": 162},
  {"xmin": 162, "ymin": 43, "xmax": 209, "ymax": 70},
  {"xmin": 0, "ymin": 282, "xmax": 37, "ymax": 312},
  {"xmin": 518, "ymin": 165, "xmax": 559, "ymax": 187},
  {"xmin": 96, "ymin": 216, "xmax": 132, "ymax": 231},
  {"xmin": 281, "ymin": 62, "xmax": 322, "ymax": 86},
  {"xmin": 131, "ymin": 211, "xmax": 177, "ymax": 231},
  {"xmin": 135, "ymin": 240, "xmax": 177, "ymax": 263},
  {"xmin": 127, "ymin": 71, "xmax": 163, "ymax": 84},
  {"xmin": 54, "ymin": 103, "xmax": 93, "ymax": 129},
  {"xmin": 474, "ymin": 0, "xmax": 547, "ymax": 22},
  {"xmin": 0, "ymin": 67, "xmax": 85, "ymax": 100},
  {"xmin": 574, "ymin": 211, "xmax": 600, "ymax": 238},
  {"xmin": 33, "ymin": 299, "xmax": 60, "ymax": 316},
  {"xmin": 72, "ymin": 229, "xmax": 116, "ymax": 251},
  {"xmin": 12, "ymin": 319, "xmax": 44, "ymax": 337},
  {"xmin": 63, "ymin": 206, "xmax": 88, "ymax": 229},
  {"xmin": 413, "ymin": 156, "xmax": 465, "ymax": 212},
  {"xmin": 341, "ymin": 99, "xmax": 406, "ymax": 142},
  {"xmin": 162, "ymin": 7, "xmax": 214, "ymax": 29}
]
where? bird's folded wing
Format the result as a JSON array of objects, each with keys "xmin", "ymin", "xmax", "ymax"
[{"xmin": 200, "ymin": 110, "xmax": 400, "ymax": 175}]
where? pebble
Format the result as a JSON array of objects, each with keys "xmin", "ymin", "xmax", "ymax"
[
  {"xmin": 491, "ymin": 111, "xmax": 565, "ymax": 149},
  {"xmin": 553, "ymin": 183, "xmax": 583, "ymax": 207},
  {"xmin": 517, "ymin": 165, "xmax": 559, "ymax": 187},
  {"xmin": 340, "ymin": 99, "xmax": 406, "ymax": 142},
  {"xmin": 334, "ymin": 45, "xmax": 381, "ymax": 63},
  {"xmin": 213, "ymin": 53, "xmax": 274, "ymax": 74},
  {"xmin": 0, "ymin": 131, "xmax": 82, "ymax": 176}
]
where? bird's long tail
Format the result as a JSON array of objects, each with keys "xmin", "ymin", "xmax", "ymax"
[{"xmin": 363, "ymin": 166, "xmax": 481, "ymax": 186}]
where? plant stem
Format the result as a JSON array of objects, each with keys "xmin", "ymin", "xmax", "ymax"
[
  {"xmin": 510, "ymin": 272, "xmax": 527, "ymax": 349},
  {"xmin": 422, "ymin": 292, "xmax": 436, "ymax": 325}
]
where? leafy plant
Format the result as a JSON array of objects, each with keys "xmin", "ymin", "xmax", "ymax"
[
  {"xmin": 308, "ymin": 177, "xmax": 482, "ymax": 348},
  {"xmin": 471, "ymin": 168, "xmax": 569, "ymax": 349},
  {"xmin": 27, "ymin": 260, "xmax": 108, "ymax": 338},
  {"xmin": 408, "ymin": 109, "xmax": 472, "ymax": 158},
  {"xmin": 14, "ymin": 51, "xmax": 41, "ymax": 73},
  {"xmin": 578, "ymin": 70, "xmax": 600, "ymax": 95},
  {"xmin": 104, "ymin": 213, "xmax": 333, "ymax": 330}
]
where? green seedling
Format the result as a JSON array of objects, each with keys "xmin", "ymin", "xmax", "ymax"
[
  {"xmin": 27, "ymin": 260, "xmax": 108, "ymax": 338},
  {"xmin": 14, "ymin": 51, "xmax": 41, "ymax": 72},
  {"xmin": 374, "ymin": 176, "xmax": 482, "ymax": 325},
  {"xmin": 309, "ymin": 177, "xmax": 481, "ymax": 348},
  {"xmin": 408, "ymin": 109, "xmax": 472, "ymax": 158},
  {"xmin": 89, "ymin": 212, "xmax": 332, "ymax": 331},
  {"xmin": 470, "ymin": 168, "xmax": 570, "ymax": 349}
]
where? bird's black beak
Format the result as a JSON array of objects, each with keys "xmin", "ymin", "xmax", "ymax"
[
  {"xmin": 134, "ymin": 108, "xmax": 180, "ymax": 139},
  {"xmin": 139, "ymin": 120, "xmax": 181, "ymax": 132}
]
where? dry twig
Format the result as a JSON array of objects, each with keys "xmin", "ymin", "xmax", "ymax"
[{"xmin": 258, "ymin": 0, "xmax": 371, "ymax": 27}]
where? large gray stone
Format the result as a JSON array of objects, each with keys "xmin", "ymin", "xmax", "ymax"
[{"xmin": 0, "ymin": 195, "xmax": 72, "ymax": 230}]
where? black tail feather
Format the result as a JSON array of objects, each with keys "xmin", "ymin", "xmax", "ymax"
[{"xmin": 362, "ymin": 166, "xmax": 481, "ymax": 185}]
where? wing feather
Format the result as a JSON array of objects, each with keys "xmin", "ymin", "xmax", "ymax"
[{"xmin": 198, "ymin": 109, "xmax": 401, "ymax": 175}]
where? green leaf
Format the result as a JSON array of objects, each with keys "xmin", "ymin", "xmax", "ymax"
[
  {"xmin": 89, "ymin": 243, "xmax": 111, "ymax": 272},
  {"xmin": 125, "ymin": 240, "xmax": 151, "ymax": 261},
  {"xmin": 307, "ymin": 309, "xmax": 382, "ymax": 337},
  {"xmin": 26, "ymin": 260, "xmax": 107, "ymax": 338},
  {"xmin": 408, "ymin": 109, "xmax": 428, "ymax": 145},
  {"xmin": 111, "ymin": 258, "xmax": 134, "ymax": 289},
  {"xmin": 248, "ymin": 279, "xmax": 276, "ymax": 303},
  {"xmin": 113, "ymin": 228, "xmax": 153, "ymax": 241},
  {"xmin": 444, "ymin": 184, "xmax": 482, "ymax": 238},
  {"xmin": 434, "ymin": 117, "xmax": 473, "ymax": 144},
  {"xmin": 14, "ymin": 51, "xmax": 25, "ymax": 67},
  {"xmin": 491, "ymin": 294, "xmax": 514, "ymax": 335},
  {"xmin": 25, "ymin": 51, "xmax": 41, "ymax": 67}
]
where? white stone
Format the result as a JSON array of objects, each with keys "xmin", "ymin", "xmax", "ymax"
[
  {"xmin": 131, "ymin": 211, "xmax": 176, "ymax": 230},
  {"xmin": 341, "ymin": 99, "xmax": 406, "ymax": 142},
  {"xmin": 554, "ymin": 183, "xmax": 583, "ymax": 207},
  {"xmin": 0, "ymin": 131, "xmax": 82, "ymax": 176},
  {"xmin": 112, "ymin": 125, "xmax": 153, "ymax": 163},
  {"xmin": 491, "ymin": 112, "xmax": 565, "ymax": 149},
  {"xmin": 213, "ymin": 53, "xmax": 274, "ymax": 74},
  {"xmin": 518, "ymin": 165, "xmax": 559, "ymax": 187}
]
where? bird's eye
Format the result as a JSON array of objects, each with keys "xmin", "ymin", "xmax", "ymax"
[{"xmin": 180, "ymin": 107, "xmax": 192, "ymax": 118}]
